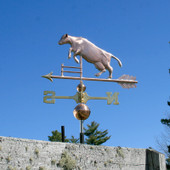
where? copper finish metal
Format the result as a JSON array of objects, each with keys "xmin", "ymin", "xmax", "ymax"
[
  {"xmin": 62, "ymin": 65, "xmax": 81, "ymax": 69},
  {"xmin": 42, "ymin": 73, "xmax": 137, "ymax": 87},
  {"xmin": 73, "ymin": 103, "xmax": 90, "ymax": 120},
  {"xmin": 43, "ymin": 35, "xmax": 138, "ymax": 144},
  {"xmin": 77, "ymin": 83, "xmax": 86, "ymax": 92},
  {"xmin": 63, "ymin": 71, "xmax": 82, "ymax": 74},
  {"xmin": 61, "ymin": 63, "xmax": 82, "ymax": 77}
]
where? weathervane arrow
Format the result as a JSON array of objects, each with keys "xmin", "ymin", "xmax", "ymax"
[{"xmin": 42, "ymin": 72, "xmax": 137, "ymax": 89}]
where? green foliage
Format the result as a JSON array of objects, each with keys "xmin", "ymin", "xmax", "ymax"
[
  {"xmin": 26, "ymin": 166, "xmax": 31, "ymax": 170},
  {"xmin": 34, "ymin": 148, "xmax": 39, "ymax": 157},
  {"xmin": 161, "ymin": 115, "xmax": 170, "ymax": 169},
  {"xmin": 48, "ymin": 130, "xmax": 79, "ymax": 143},
  {"xmin": 7, "ymin": 166, "xmax": 16, "ymax": 170},
  {"xmin": 68, "ymin": 136, "xmax": 79, "ymax": 143},
  {"xmin": 58, "ymin": 151, "xmax": 76, "ymax": 170},
  {"xmin": 51, "ymin": 159, "xmax": 56, "ymax": 165},
  {"xmin": 116, "ymin": 147, "xmax": 124, "ymax": 158},
  {"xmin": 6, "ymin": 156, "xmax": 11, "ymax": 163},
  {"xmin": 160, "ymin": 96, "xmax": 170, "ymax": 169},
  {"xmin": 48, "ymin": 130, "xmax": 69, "ymax": 142},
  {"xmin": 48, "ymin": 121, "xmax": 110, "ymax": 145},
  {"xmin": 29, "ymin": 157, "xmax": 33, "ymax": 164},
  {"xmin": 84, "ymin": 121, "xmax": 111, "ymax": 145},
  {"xmin": 161, "ymin": 118, "xmax": 170, "ymax": 127}
]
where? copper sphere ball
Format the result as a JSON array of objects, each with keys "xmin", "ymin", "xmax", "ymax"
[
  {"xmin": 77, "ymin": 83, "xmax": 86, "ymax": 92},
  {"xmin": 73, "ymin": 103, "xmax": 90, "ymax": 120}
]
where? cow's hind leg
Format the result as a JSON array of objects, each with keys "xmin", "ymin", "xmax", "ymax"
[
  {"xmin": 105, "ymin": 64, "xmax": 113, "ymax": 79},
  {"xmin": 94, "ymin": 62, "xmax": 106, "ymax": 77}
]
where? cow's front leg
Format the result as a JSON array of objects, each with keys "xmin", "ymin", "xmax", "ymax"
[
  {"xmin": 73, "ymin": 49, "xmax": 81, "ymax": 64},
  {"xmin": 68, "ymin": 47, "xmax": 73, "ymax": 59}
]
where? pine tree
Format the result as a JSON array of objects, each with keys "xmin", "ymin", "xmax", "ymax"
[
  {"xmin": 161, "ymin": 113, "xmax": 170, "ymax": 169},
  {"xmin": 48, "ymin": 121, "xmax": 111, "ymax": 145},
  {"xmin": 161, "ymin": 118, "xmax": 170, "ymax": 127},
  {"xmin": 84, "ymin": 121, "xmax": 111, "ymax": 145},
  {"xmin": 48, "ymin": 130, "xmax": 79, "ymax": 143},
  {"xmin": 161, "ymin": 70, "xmax": 170, "ymax": 169},
  {"xmin": 68, "ymin": 136, "xmax": 79, "ymax": 143},
  {"xmin": 48, "ymin": 130, "xmax": 69, "ymax": 142}
]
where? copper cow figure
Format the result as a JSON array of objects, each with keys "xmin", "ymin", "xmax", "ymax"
[{"xmin": 58, "ymin": 34, "xmax": 122, "ymax": 79}]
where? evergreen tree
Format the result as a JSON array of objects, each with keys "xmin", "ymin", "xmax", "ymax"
[
  {"xmin": 48, "ymin": 130, "xmax": 69, "ymax": 142},
  {"xmin": 84, "ymin": 121, "xmax": 111, "ymax": 145},
  {"xmin": 68, "ymin": 136, "xmax": 79, "ymax": 143},
  {"xmin": 161, "ymin": 115, "xmax": 170, "ymax": 169},
  {"xmin": 48, "ymin": 130, "xmax": 79, "ymax": 143},
  {"xmin": 159, "ymin": 70, "xmax": 170, "ymax": 169},
  {"xmin": 48, "ymin": 121, "xmax": 111, "ymax": 145},
  {"xmin": 161, "ymin": 118, "xmax": 170, "ymax": 127}
]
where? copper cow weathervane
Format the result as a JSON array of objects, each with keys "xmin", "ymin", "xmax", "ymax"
[{"xmin": 42, "ymin": 34, "xmax": 138, "ymax": 143}]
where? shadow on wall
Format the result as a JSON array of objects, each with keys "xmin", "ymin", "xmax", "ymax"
[{"xmin": 146, "ymin": 149, "xmax": 160, "ymax": 170}]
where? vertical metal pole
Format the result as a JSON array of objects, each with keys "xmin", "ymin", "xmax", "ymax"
[
  {"xmin": 80, "ymin": 56, "xmax": 83, "ymax": 84},
  {"xmin": 80, "ymin": 120, "xmax": 84, "ymax": 144},
  {"xmin": 79, "ymin": 56, "xmax": 84, "ymax": 144},
  {"xmin": 61, "ymin": 126, "xmax": 65, "ymax": 142},
  {"xmin": 61, "ymin": 64, "xmax": 64, "ymax": 76}
]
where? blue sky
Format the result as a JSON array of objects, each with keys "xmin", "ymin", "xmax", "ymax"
[{"xmin": 0, "ymin": 0, "xmax": 170, "ymax": 150}]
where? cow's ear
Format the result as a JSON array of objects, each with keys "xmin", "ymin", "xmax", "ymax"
[{"xmin": 65, "ymin": 34, "xmax": 68, "ymax": 37}]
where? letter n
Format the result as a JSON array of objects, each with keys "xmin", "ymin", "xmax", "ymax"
[{"xmin": 106, "ymin": 92, "xmax": 119, "ymax": 105}]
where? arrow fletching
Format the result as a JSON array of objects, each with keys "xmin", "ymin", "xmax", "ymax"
[{"xmin": 118, "ymin": 74, "xmax": 137, "ymax": 89}]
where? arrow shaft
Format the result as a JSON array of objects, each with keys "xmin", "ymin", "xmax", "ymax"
[{"xmin": 50, "ymin": 75, "xmax": 138, "ymax": 83}]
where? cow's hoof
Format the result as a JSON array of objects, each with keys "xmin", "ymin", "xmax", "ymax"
[
  {"xmin": 95, "ymin": 74, "xmax": 100, "ymax": 77},
  {"xmin": 75, "ymin": 58, "xmax": 79, "ymax": 63}
]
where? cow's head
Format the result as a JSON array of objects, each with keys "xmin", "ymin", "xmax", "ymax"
[{"xmin": 58, "ymin": 34, "xmax": 69, "ymax": 45}]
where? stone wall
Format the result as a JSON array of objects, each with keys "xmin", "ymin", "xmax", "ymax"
[{"xmin": 0, "ymin": 136, "xmax": 166, "ymax": 170}]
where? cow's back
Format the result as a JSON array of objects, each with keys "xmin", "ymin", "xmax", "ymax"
[{"xmin": 80, "ymin": 38, "xmax": 109, "ymax": 63}]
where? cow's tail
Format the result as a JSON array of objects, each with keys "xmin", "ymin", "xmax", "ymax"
[{"xmin": 112, "ymin": 55, "xmax": 122, "ymax": 67}]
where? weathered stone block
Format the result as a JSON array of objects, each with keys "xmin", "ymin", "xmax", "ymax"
[{"xmin": 0, "ymin": 136, "xmax": 166, "ymax": 170}]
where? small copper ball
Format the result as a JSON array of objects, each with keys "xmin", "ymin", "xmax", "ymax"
[
  {"xmin": 77, "ymin": 83, "xmax": 86, "ymax": 92},
  {"xmin": 73, "ymin": 103, "xmax": 90, "ymax": 120}
]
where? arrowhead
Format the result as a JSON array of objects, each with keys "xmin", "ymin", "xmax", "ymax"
[{"xmin": 42, "ymin": 72, "xmax": 53, "ymax": 82}]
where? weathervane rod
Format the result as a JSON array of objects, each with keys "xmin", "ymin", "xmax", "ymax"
[
  {"xmin": 80, "ymin": 56, "xmax": 83, "ymax": 84},
  {"xmin": 79, "ymin": 56, "xmax": 84, "ymax": 144},
  {"xmin": 42, "ymin": 73, "xmax": 137, "ymax": 84}
]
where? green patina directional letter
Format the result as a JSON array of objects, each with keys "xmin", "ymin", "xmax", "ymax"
[
  {"xmin": 106, "ymin": 92, "xmax": 119, "ymax": 105},
  {"xmin": 43, "ymin": 91, "xmax": 56, "ymax": 104}
]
